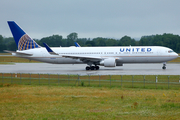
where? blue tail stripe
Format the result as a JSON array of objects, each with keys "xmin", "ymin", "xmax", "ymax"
[{"xmin": 8, "ymin": 21, "xmax": 26, "ymax": 46}]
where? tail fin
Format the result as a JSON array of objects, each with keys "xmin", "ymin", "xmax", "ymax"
[{"xmin": 7, "ymin": 21, "xmax": 41, "ymax": 51}]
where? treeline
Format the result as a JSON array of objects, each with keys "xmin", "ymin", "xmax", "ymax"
[{"xmin": 1, "ymin": 33, "xmax": 180, "ymax": 52}]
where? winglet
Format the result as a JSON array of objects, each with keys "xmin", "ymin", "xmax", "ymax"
[
  {"xmin": 43, "ymin": 43, "xmax": 58, "ymax": 55},
  {"xmin": 75, "ymin": 42, "xmax": 81, "ymax": 47}
]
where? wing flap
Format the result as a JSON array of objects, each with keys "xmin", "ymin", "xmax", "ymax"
[{"xmin": 62, "ymin": 55, "xmax": 103, "ymax": 62}]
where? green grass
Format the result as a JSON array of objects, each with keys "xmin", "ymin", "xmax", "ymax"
[
  {"xmin": 0, "ymin": 85, "xmax": 179, "ymax": 119},
  {"xmin": 0, "ymin": 62, "xmax": 15, "ymax": 65},
  {"xmin": 0, "ymin": 53, "xmax": 11, "ymax": 55},
  {"xmin": 0, "ymin": 74, "xmax": 179, "ymax": 119}
]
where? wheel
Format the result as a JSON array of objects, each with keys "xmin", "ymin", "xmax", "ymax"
[
  {"xmin": 90, "ymin": 66, "xmax": 95, "ymax": 70},
  {"xmin": 86, "ymin": 66, "xmax": 90, "ymax": 70},
  {"xmin": 162, "ymin": 66, "xmax": 166, "ymax": 69},
  {"xmin": 95, "ymin": 66, "xmax": 99, "ymax": 70}
]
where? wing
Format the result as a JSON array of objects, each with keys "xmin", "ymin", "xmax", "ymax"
[
  {"xmin": 43, "ymin": 43, "xmax": 104, "ymax": 63},
  {"xmin": 43, "ymin": 43, "xmax": 122, "ymax": 64},
  {"xmin": 62, "ymin": 54, "xmax": 103, "ymax": 63}
]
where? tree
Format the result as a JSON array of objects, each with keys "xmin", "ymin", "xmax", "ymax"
[
  {"xmin": 92, "ymin": 37, "xmax": 107, "ymax": 46},
  {"xmin": 119, "ymin": 36, "xmax": 136, "ymax": 46},
  {"xmin": 85, "ymin": 40, "xmax": 95, "ymax": 46},
  {"xmin": 7, "ymin": 41, "xmax": 16, "ymax": 51},
  {"xmin": 76, "ymin": 38, "xmax": 87, "ymax": 46},
  {"xmin": 67, "ymin": 32, "xmax": 78, "ymax": 41},
  {"xmin": 0, "ymin": 35, "xmax": 3, "ymax": 43},
  {"xmin": 0, "ymin": 35, "xmax": 6, "ymax": 52},
  {"xmin": 66, "ymin": 33, "xmax": 78, "ymax": 46},
  {"xmin": 39, "ymin": 35, "xmax": 63, "ymax": 47},
  {"xmin": 1, "ymin": 32, "xmax": 180, "ymax": 53},
  {"xmin": 105, "ymin": 39, "xmax": 118, "ymax": 46}
]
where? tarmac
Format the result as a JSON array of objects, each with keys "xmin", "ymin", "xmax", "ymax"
[{"xmin": 0, "ymin": 63, "xmax": 180, "ymax": 75}]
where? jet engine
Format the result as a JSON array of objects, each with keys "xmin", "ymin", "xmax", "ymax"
[{"xmin": 100, "ymin": 58, "xmax": 116, "ymax": 67}]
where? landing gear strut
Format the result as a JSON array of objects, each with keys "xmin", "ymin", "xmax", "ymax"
[
  {"xmin": 162, "ymin": 62, "xmax": 166, "ymax": 70},
  {"xmin": 86, "ymin": 66, "xmax": 99, "ymax": 70}
]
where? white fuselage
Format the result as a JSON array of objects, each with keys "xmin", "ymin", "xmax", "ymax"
[{"xmin": 13, "ymin": 46, "xmax": 178, "ymax": 65}]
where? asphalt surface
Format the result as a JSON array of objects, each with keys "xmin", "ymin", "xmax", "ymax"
[{"xmin": 0, "ymin": 63, "xmax": 180, "ymax": 75}]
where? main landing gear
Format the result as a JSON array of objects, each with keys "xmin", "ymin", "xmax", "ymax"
[
  {"xmin": 86, "ymin": 66, "xmax": 100, "ymax": 70},
  {"xmin": 162, "ymin": 62, "xmax": 166, "ymax": 70}
]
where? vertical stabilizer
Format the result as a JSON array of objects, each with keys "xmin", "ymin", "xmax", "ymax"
[{"xmin": 7, "ymin": 21, "xmax": 41, "ymax": 51}]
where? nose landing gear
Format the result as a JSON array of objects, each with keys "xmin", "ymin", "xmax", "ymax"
[{"xmin": 162, "ymin": 62, "xmax": 166, "ymax": 70}]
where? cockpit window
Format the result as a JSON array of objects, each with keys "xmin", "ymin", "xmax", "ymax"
[{"xmin": 168, "ymin": 50, "xmax": 174, "ymax": 53}]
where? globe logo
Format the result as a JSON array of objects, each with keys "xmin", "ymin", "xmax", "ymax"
[{"xmin": 18, "ymin": 34, "xmax": 41, "ymax": 51}]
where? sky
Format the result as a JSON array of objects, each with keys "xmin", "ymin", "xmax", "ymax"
[{"xmin": 1, "ymin": 0, "xmax": 180, "ymax": 39}]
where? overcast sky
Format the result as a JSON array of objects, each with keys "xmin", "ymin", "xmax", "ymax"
[{"xmin": 1, "ymin": 0, "xmax": 180, "ymax": 39}]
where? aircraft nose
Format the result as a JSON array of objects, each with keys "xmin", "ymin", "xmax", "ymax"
[{"xmin": 175, "ymin": 52, "xmax": 179, "ymax": 58}]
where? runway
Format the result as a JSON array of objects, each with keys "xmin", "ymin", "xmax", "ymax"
[{"xmin": 0, "ymin": 63, "xmax": 180, "ymax": 75}]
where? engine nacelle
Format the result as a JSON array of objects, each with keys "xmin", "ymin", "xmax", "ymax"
[{"xmin": 100, "ymin": 58, "xmax": 116, "ymax": 67}]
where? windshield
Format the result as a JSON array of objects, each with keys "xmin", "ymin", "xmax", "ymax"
[{"xmin": 168, "ymin": 50, "xmax": 174, "ymax": 53}]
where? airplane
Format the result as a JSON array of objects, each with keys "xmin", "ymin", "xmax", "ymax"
[{"xmin": 5, "ymin": 21, "xmax": 178, "ymax": 70}]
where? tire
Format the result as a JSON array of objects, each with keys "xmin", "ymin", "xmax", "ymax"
[
  {"xmin": 86, "ymin": 66, "xmax": 90, "ymax": 70},
  {"xmin": 95, "ymin": 66, "xmax": 99, "ymax": 70},
  {"xmin": 162, "ymin": 66, "xmax": 166, "ymax": 69},
  {"xmin": 90, "ymin": 66, "xmax": 95, "ymax": 70}
]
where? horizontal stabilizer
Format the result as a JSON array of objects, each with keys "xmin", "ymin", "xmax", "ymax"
[
  {"xmin": 43, "ymin": 43, "xmax": 58, "ymax": 55},
  {"xmin": 4, "ymin": 50, "xmax": 33, "ymax": 56}
]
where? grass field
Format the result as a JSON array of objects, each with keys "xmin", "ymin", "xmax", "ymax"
[
  {"xmin": 0, "ymin": 74, "xmax": 180, "ymax": 119},
  {"xmin": 0, "ymin": 85, "xmax": 180, "ymax": 119}
]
